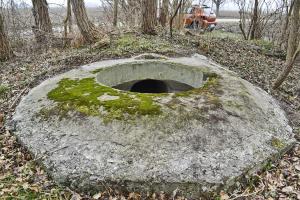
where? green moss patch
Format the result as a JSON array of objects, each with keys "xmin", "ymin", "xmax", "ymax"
[
  {"xmin": 271, "ymin": 137, "xmax": 285, "ymax": 149},
  {"xmin": 45, "ymin": 78, "xmax": 162, "ymax": 122},
  {"xmin": 43, "ymin": 66, "xmax": 222, "ymax": 122},
  {"xmin": 0, "ymin": 84, "xmax": 9, "ymax": 99},
  {"xmin": 175, "ymin": 77, "xmax": 220, "ymax": 97}
]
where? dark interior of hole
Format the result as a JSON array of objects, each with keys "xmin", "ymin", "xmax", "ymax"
[
  {"xmin": 113, "ymin": 79, "xmax": 194, "ymax": 93},
  {"xmin": 131, "ymin": 79, "xmax": 168, "ymax": 93}
]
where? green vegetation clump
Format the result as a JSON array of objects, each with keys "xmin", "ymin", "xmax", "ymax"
[
  {"xmin": 172, "ymin": 77, "xmax": 223, "ymax": 111},
  {"xmin": 203, "ymin": 30, "xmax": 242, "ymax": 40},
  {"xmin": 46, "ymin": 78, "xmax": 162, "ymax": 122},
  {"xmin": 0, "ymin": 84, "xmax": 9, "ymax": 98},
  {"xmin": 224, "ymin": 100, "xmax": 243, "ymax": 110},
  {"xmin": 251, "ymin": 39, "xmax": 274, "ymax": 51},
  {"xmin": 175, "ymin": 77, "xmax": 219, "ymax": 97},
  {"xmin": 271, "ymin": 137, "xmax": 285, "ymax": 149},
  {"xmin": 103, "ymin": 34, "xmax": 174, "ymax": 56}
]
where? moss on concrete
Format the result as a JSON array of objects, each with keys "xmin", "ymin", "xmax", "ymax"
[
  {"xmin": 44, "ymin": 66, "xmax": 222, "ymax": 122},
  {"xmin": 224, "ymin": 100, "xmax": 243, "ymax": 110},
  {"xmin": 46, "ymin": 78, "xmax": 162, "ymax": 122},
  {"xmin": 174, "ymin": 77, "xmax": 220, "ymax": 97},
  {"xmin": 271, "ymin": 137, "xmax": 285, "ymax": 149}
]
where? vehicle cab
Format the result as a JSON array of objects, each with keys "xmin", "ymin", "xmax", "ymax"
[{"xmin": 184, "ymin": 4, "xmax": 217, "ymax": 31}]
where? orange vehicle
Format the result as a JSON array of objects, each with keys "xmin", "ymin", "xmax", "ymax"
[{"xmin": 183, "ymin": 5, "xmax": 217, "ymax": 31}]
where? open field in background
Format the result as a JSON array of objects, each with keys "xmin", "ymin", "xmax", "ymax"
[
  {"xmin": 218, "ymin": 10, "xmax": 240, "ymax": 19},
  {"xmin": 3, "ymin": 5, "xmax": 245, "ymax": 55},
  {"xmin": 4, "ymin": 6, "xmax": 244, "ymax": 58},
  {"xmin": 4, "ymin": 6, "xmax": 240, "ymax": 33}
]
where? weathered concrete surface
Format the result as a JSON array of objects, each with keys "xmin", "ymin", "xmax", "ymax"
[{"xmin": 12, "ymin": 54, "xmax": 295, "ymax": 198}]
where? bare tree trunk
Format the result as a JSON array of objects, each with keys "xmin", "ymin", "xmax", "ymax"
[
  {"xmin": 159, "ymin": 0, "xmax": 169, "ymax": 27},
  {"xmin": 170, "ymin": 0, "xmax": 183, "ymax": 38},
  {"xmin": 0, "ymin": 12, "xmax": 12, "ymax": 61},
  {"xmin": 286, "ymin": 0, "xmax": 299, "ymax": 61},
  {"xmin": 64, "ymin": 0, "xmax": 73, "ymax": 47},
  {"xmin": 177, "ymin": 0, "xmax": 184, "ymax": 29},
  {"xmin": 237, "ymin": 1, "xmax": 252, "ymax": 40},
  {"xmin": 238, "ymin": 8, "xmax": 247, "ymax": 40},
  {"xmin": 273, "ymin": 44, "xmax": 300, "ymax": 89},
  {"xmin": 127, "ymin": 0, "xmax": 140, "ymax": 27},
  {"xmin": 216, "ymin": 3, "xmax": 220, "ymax": 17},
  {"xmin": 280, "ymin": 0, "xmax": 292, "ymax": 48},
  {"xmin": 66, "ymin": 0, "xmax": 73, "ymax": 33},
  {"xmin": 250, "ymin": 0, "xmax": 259, "ymax": 40},
  {"xmin": 273, "ymin": 0, "xmax": 300, "ymax": 89},
  {"xmin": 113, "ymin": 0, "xmax": 119, "ymax": 27},
  {"xmin": 141, "ymin": 0, "xmax": 157, "ymax": 35},
  {"xmin": 213, "ymin": 0, "xmax": 225, "ymax": 17},
  {"xmin": 71, "ymin": 0, "xmax": 102, "ymax": 43},
  {"xmin": 31, "ymin": 0, "xmax": 53, "ymax": 44}
]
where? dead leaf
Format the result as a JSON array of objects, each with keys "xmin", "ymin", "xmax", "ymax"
[
  {"xmin": 92, "ymin": 192, "xmax": 102, "ymax": 199},
  {"xmin": 70, "ymin": 193, "xmax": 82, "ymax": 200},
  {"xmin": 294, "ymin": 165, "xmax": 300, "ymax": 171},
  {"xmin": 282, "ymin": 186, "xmax": 293, "ymax": 194},
  {"xmin": 220, "ymin": 191, "xmax": 230, "ymax": 200},
  {"xmin": 29, "ymin": 185, "xmax": 39, "ymax": 192},
  {"xmin": 22, "ymin": 182, "xmax": 29, "ymax": 190},
  {"xmin": 128, "ymin": 192, "xmax": 141, "ymax": 199}
]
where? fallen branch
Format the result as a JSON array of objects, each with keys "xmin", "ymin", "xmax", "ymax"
[
  {"xmin": 273, "ymin": 44, "xmax": 300, "ymax": 89},
  {"xmin": 9, "ymin": 87, "xmax": 29, "ymax": 110}
]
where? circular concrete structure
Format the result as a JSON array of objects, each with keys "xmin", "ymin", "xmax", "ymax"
[{"xmin": 12, "ymin": 54, "xmax": 295, "ymax": 198}]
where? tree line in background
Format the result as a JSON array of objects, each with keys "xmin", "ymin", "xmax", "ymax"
[{"xmin": 0, "ymin": 0, "xmax": 299, "ymax": 88}]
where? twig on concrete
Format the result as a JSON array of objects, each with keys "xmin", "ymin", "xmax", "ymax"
[{"xmin": 9, "ymin": 87, "xmax": 29, "ymax": 110}]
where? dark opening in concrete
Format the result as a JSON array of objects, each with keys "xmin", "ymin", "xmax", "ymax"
[
  {"xmin": 131, "ymin": 79, "xmax": 168, "ymax": 93},
  {"xmin": 113, "ymin": 79, "xmax": 194, "ymax": 93}
]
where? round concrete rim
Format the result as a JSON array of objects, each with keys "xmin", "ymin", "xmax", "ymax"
[
  {"xmin": 11, "ymin": 54, "xmax": 295, "ymax": 198},
  {"xmin": 95, "ymin": 61, "xmax": 205, "ymax": 89}
]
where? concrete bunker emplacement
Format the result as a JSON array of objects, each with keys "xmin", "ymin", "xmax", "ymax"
[{"xmin": 12, "ymin": 54, "xmax": 295, "ymax": 198}]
